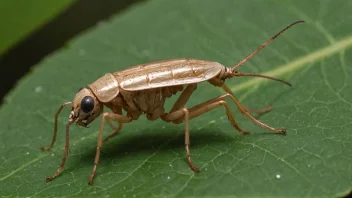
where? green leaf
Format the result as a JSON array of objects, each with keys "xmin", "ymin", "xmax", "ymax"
[
  {"xmin": 0, "ymin": 0, "xmax": 76, "ymax": 55},
  {"xmin": 1, "ymin": 0, "xmax": 351, "ymax": 197}
]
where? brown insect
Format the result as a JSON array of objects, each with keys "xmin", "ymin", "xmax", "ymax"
[{"xmin": 41, "ymin": 20, "xmax": 304, "ymax": 184}]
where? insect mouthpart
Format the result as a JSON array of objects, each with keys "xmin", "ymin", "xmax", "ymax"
[
  {"xmin": 70, "ymin": 110, "xmax": 84, "ymax": 125},
  {"xmin": 68, "ymin": 110, "xmax": 75, "ymax": 123},
  {"xmin": 82, "ymin": 117, "xmax": 89, "ymax": 124}
]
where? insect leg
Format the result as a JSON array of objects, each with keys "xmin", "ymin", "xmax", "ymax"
[
  {"xmin": 104, "ymin": 106, "xmax": 124, "ymax": 142},
  {"xmin": 170, "ymin": 84, "xmax": 197, "ymax": 113},
  {"xmin": 163, "ymin": 94, "xmax": 248, "ymax": 172},
  {"xmin": 221, "ymin": 84, "xmax": 286, "ymax": 134},
  {"xmin": 164, "ymin": 107, "xmax": 199, "ymax": 172},
  {"xmin": 159, "ymin": 84, "xmax": 197, "ymax": 124},
  {"xmin": 88, "ymin": 112, "xmax": 132, "ymax": 185},
  {"xmin": 168, "ymin": 93, "xmax": 248, "ymax": 134},
  {"xmin": 104, "ymin": 120, "xmax": 123, "ymax": 142},
  {"xmin": 208, "ymin": 78, "xmax": 272, "ymax": 115},
  {"xmin": 244, "ymin": 105, "xmax": 273, "ymax": 115},
  {"xmin": 46, "ymin": 120, "xmax": 73, "ymax": 182}
]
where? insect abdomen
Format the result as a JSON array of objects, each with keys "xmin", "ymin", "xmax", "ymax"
[{"xmin": 115, "ymin": 58, "xmax": 223, "ymax": 91}]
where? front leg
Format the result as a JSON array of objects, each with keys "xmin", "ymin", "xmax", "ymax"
[
  {"xmin": 104, "ymin": 120, "xmax": 123, "ymax": 142},
  {"xmin": 104, "ymin": 105, "xmax": 124, "ymax": 142},
  {"xmin": 88, "ymin": 112, "xmax": 132, "ymax": 185}
]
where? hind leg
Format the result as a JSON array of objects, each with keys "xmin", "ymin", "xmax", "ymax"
[{"xmin": 221, "ymin": 84, "xmax": 286, "ymax": 134}]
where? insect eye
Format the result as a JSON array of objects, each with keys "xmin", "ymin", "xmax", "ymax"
[{"xmin": 81, "ymin": 96, "xmax": 95, "ymax": 113}]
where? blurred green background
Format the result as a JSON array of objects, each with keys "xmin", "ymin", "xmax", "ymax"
[{"xmin": 0, "ymin": 0, "xmax": 144, "ymax": 102}]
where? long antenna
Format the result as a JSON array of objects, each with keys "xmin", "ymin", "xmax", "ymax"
[
  {"xmin": 231, "ymin": 20, "xmax": 305, "ymax": 72},
  {"xmin": 232, "ymin": 72, "xmax": 291, "ymax": 86}
]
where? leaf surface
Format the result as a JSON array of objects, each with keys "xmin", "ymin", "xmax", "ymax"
[{"xmin": 0, "ymin": 0, "xmax": 351, "ymax": 197}]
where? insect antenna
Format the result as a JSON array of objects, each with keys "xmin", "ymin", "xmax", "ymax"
[
  {"xmin": 232, "ymin": 71, "xmax": 291, "ymax": 86},
  {"xmin": 231, "ymin": 20, "xmax": 305, "ymax": 72},
  {"xmin": 40, "ymin": 101, "xmax": 72, "ymax": 151}
]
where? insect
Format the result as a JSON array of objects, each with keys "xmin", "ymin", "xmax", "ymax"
[{"xmin": 41, "ymin": 20, "xmax": 304, "ymax": 185}]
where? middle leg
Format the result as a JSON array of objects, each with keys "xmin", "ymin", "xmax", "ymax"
[{"xmin": 163, "ymin": 94, "xmax": 248, "ymax": 172}]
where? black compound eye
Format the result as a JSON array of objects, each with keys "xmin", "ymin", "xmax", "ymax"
[{"xmin": 81, "ymin": 96, "xmax": 95, "ymax": 113}]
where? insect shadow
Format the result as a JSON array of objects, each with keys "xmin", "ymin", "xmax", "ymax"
[
  {"xmin": 55, "ymin": 86, "xmax": 292, "ymax": 178},
  {"xmin": 67, "ymin": 127, "xmax": 239, "ymax": 171}
]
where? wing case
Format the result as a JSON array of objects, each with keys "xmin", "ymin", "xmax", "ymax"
[{"xmin": 114, "ymin": 58, "xmax": 223, "ymax": 91}]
